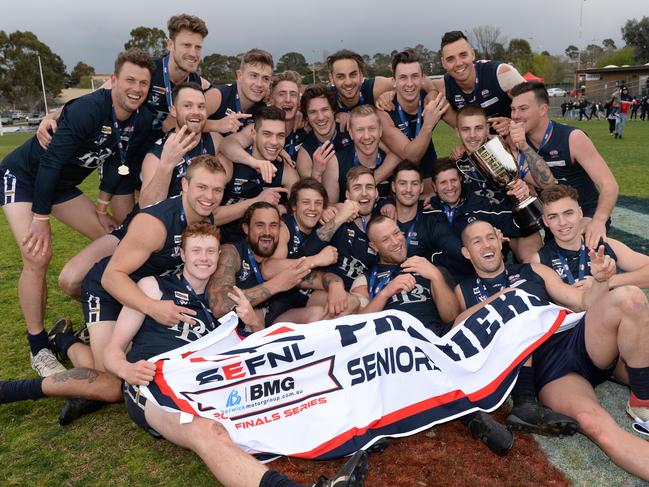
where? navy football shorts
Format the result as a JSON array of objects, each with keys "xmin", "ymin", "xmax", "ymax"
[
  {"xmin": 1, "ymin": 165, "xmax": 81, "ymax": 206},
  {"xmin": 533, "ymin": 314, "xmax": 616, "ymax": 392}
]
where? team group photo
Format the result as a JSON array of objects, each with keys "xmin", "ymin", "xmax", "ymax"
[{"xmin": 2, "ymin": 2, "xmax": 649, "ymax": 485}]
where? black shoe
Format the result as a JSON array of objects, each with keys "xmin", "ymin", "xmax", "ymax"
[
  {"xmin": 75, "ymin": 325, "xmax": 90, "ymax": 346},
  {"xmin": 48, "ymin": 317, "xmax": 74, "ymax": 361},
  {"xmin": 365, "ymin": 438, "xmax": 389, "ymax": 455},
  {"xmin": 461, "ymin": 411, "xmax": 514, "ymax": 455},
  {"xmin": 0, "ymin": 380, "xmax": 6, "ymax": 404},
  {"xmin": 507, "ymin": 396, "xmax": 579, "ymax": 437},
  {"xmin": 58, "ymin": 398, "xmax": 104, "ymax": 426},
  {"xmin": 314, "ymin": 450, "xmax": 369, "ymax": 487}
]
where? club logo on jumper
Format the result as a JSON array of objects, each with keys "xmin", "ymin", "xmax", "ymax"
[
  {"xmin": 454, "ymin": 94, "xmax": 466, "ymax": 109},
  {"xmin": 174, "ymin": 291, "xmax": 190, "ymax": 305},
  {"xmin": 549, "ymin": 150, "xmax": 559, "ymax": 157},
  {"xmin": 481, "ymin": 89, "xmax": 490, "ymax": 97},
  {"xmin": 152, "ymin": 86, "xmax": 166, "ymax": 95},
  {"xmin": 101, "ymin": 125, "xmax": 112, "ymax": 135},
  {"xmin": 239, "ymin": 260, "xmax": 251, "ymax": 282},
  {"xmin": 151, "ymin": 94, "xmax": 160, "ymax": 105},
  {"xmin": 78, "ymin": 148, "xmax": 114, "ymax": 169},
  {"xmin": 172, "ymin": 235, "xmax": 182, "ymax": 258}
]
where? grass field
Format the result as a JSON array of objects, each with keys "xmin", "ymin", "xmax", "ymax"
[{"xmin": 0, "ymin": 119, "xmax": 648, "ymax": 486}]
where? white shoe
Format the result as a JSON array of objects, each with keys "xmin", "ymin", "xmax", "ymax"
[{"xmin": 30, "ymin": 349, "xmax": 66, "ymax": 377}]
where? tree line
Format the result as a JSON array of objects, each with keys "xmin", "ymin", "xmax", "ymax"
[{"xmin": 2, "ymin": 16, "xmax": 649, "ymax": 111}]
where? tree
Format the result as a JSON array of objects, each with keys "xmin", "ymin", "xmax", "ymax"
[
  {"xmin": 507, "ymin": 39, "xmax": 533, "ymax": 74},
  {"xmin": 565, "ymin": 45, "xmax": 579, "ymax": 61},
  {"xmin": 200, "ymin": 53, "xmax": 239, "ymax": 85},
  {"xmin": 532, "ymin": 53, "xmax": 567, "ymax": 84},
  {"xmin": 580, "ymin": 44, "xmax": 605, "ymax": 68},
  {"xmin": 68, "ymin": 61, "xmax": 95, "ymax": 87},
  {"xmin": 371, "ymin": 52, "xmax": 392, "ymax": 77},
  {"xmin": 0, "ymin": 30, "xmax": 66, "ymax": 111},
  {"xmin": 469, "ymin": 25, "xmax": 506, "ymax": 60},
  {"xmin": 492, "ymin": 42, "xmax": 507, "ymax": 61},
  {"xmin": 596, "ymin": 46, "xmax": 636, "ymax": 68},
  {"xmin": 124, "ymin": 26, "xmax": 167, "ymax": 58},
  {"xmin": 621, "ymin": 16, "xmax": 649, "ymax": 63},
  {"xmin": 602, "ymin": 38, "xmax": 617, "ymax": 51},
  {"xmin": 412, "ymin": 44, "xmax": 440, "ymax": 75},
  {"xmin": 276, "ymin": 52, "xmax": 310, "ymax": 78}
]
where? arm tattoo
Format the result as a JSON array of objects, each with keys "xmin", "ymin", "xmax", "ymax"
[
  {"xmin": 208, "ymin": 245, "xmax": 241, "ymax": 317},
  {"xmin": 242, "ymin": 286, "xmax": 273, "ymax": 306},
  {"xmin": 322, "ymin": 272, "xmax": 343, "ymax": 291},
  {"xmin": 50, "ymin": 368, "xmax": 99, "ymax": 384},
  {"xmin": 522, "ymin": 147, "xmax": 556, "ymax": 188},
  {"xmin": 316, "ymin": 218, "xmax": 338, "ymax": 242}
]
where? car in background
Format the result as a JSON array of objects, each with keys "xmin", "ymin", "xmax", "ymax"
[
  {"xmin": 547, "ymin": 88, "xmax": 567, "ymax": 97},
  {"xmin": 27, "ymin": 114, "xmax": 44, "ymax": 126}
]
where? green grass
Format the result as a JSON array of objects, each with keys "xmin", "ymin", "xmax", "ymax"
[{"xmin": 0, "ymin": 120, "xmax": 648, "ymax": 485}]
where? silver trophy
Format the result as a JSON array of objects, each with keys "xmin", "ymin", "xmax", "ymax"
[{"xmin": 463, "ymin": 136, "xmax": 543, "ymax": 234}]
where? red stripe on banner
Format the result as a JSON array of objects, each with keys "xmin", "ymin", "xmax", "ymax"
[
  {"xmin": 294, "ymin": 309, "xmax": 569, "ymax": 459},
  {"xmin": 296, "ymin": 390, "xmax": 465, "ymax": 458},
  {"xmin": 265, "ymin": 325, "xmax": 295, "ymax": 336},
  {"xmin": 154, "ymin": 360, "xmax": 199, "ymax": 415},
  {"xmin": 466, "ymin": 309, "xmax": 568, "ymax": 402}
]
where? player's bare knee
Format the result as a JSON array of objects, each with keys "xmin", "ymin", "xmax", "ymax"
[
  {"xmin": 21, "ymin": 249, "xmax": 52, "ymax": 270},
  {"xmin": 207, "ymin": 420, "xmax": 231, "ymax": 442},
  {"xmin": 58, "ymin": 266, "xmax": 79, "ymax": 297},
  {"xmin": 616, "ymin": 286, "xmax": 648, "ymax": 318},
  {"xmin": 574, "ymin": 409, "xmax": 606, "ymax": 441}
]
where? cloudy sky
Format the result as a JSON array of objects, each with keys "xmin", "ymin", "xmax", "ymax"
[{"xmin": 4, "ymin": 0, "xmax": 648, "ymax": 73}]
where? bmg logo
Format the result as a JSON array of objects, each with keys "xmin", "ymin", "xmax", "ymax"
[{"xmin": 249, "ymin": 377, "xmax": 295, "ymax": 400}]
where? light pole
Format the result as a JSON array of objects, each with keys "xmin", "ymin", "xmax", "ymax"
[
  {"xmin": 37, "ymin": 55, "xmax": 49, "ymax": 114},
  {"xmin": 312, "ymin": 49, "xmax": 317, "ymax": 84},
  {"xmin": 575, "ymin": 0, "xmax": 585, "ymax": 93}
]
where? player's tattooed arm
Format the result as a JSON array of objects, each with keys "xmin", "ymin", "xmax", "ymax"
[
  {"xmin": 521, "ymin": 146, "xmax": 556, "ymax": 188},
  {"xmin": 241, "ymin": 286, "xmax": 273, "ymax": 306},
  {"xmin": 208, "ymin": 244, "xmax": 241, "ymax": 317},
  {"xmin": 316, "ymin": 218, "xmax": 338, "ymax": 242}
]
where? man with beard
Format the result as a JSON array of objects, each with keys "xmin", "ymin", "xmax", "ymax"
[
  {"xmin": 0, "ymin": 49, "xmax": 154, "ymax": 377},
  {"xmin": 261, "ymin": 179, "xmax": 362, "ymax": 321},
  {"xmin": 429, "ymin": 158, "xmax": 542, "ymax": 265},
  {"xmin": 388, "ymin": 161, "xmax": 473, "ymax": 278},
  {"xmin": 216, "ymin": 106, "xmax": 299, "ymax": 243},
  {"xmin": 457, "ymin": 220, "xmax": 649, "ymax": 480},
  {"xmin": 303, "ymin": 167, "xmax": 379, "ymax": 291},
  {"xmin": 295, "ymin": 84, "xmax": 353, "ymax": 180},
  {"xmin": 322, "ymin": 105, "xmax": 400, "ymax": 203},
  {"xmin": 140, "ymin": 82, "xmax": 225, "ymax": 207},
  {"xmin": 510, "ymin": 81, "xmax": 619, "ymax": 250},
  {"xmin": 208, "ymin": 49, "xmax": 274, "ymax": 136},
  {"xmin": 350, "ymin": 216, "xmax": 515, "ymax": 455},
  {"xmin": 208, "ymin": 202, "xmax": 348, "ymax": 327},
  {"xmin": 532, "ymin": 185, "xmax": 649, "ymax": 289},
  {"xmin": 378, "ymin": 49, "xmax": 448, "ymax": 192},
  {"xmin": 218, "ymin": 71, "xmax": 307, "ymax": 183}
]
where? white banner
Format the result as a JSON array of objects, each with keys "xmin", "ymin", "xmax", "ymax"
[{"xmin": 142, "ymin": 289, "xmax": 582, "ymax": 460}]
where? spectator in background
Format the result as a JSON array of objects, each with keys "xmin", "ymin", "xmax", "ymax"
[
  {"xmin": 630, "ymin": 96, "xmax": 639, "ymax": 120},
  {"xmin": 606, "ymin": 98, "xmax": 618, "ymax": 135},
  {"xmin": 589, "ymin": 100, "xmax": 600, "ymax": 120},
  {"xmin": 640, "ymin": 95, "xmax": 648, "ymax": 121},
  {"xmin": 615, "ymin": 87, "xmax": 632, "ymax": 139},
  {"xmin": 578, "ymin": 98, "xmax": 590, "ymax": 121}
]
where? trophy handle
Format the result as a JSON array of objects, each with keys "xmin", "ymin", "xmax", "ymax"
[{"xmin": 455, "ymin": 159, "xmax": 488, "ymax": 183}]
